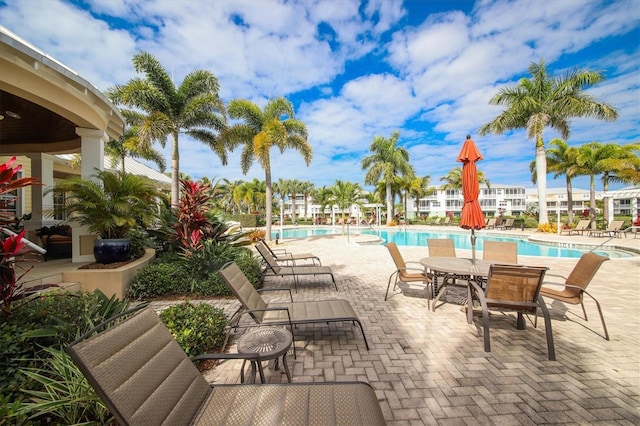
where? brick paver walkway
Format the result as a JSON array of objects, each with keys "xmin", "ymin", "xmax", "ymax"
[{"xmin": 166, "ymin": 230, "xmax": 640, "ymax": 425}]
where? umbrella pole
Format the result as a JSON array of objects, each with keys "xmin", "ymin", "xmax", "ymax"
[{"xmin": 471, "ymin": 229, "xmax": 477, "ymax": 264}]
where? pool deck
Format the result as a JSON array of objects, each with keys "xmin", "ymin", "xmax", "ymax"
[
  {"xmin": 204, "ymin": 227, "xmax": 639, "ymax": 424},
  {"xmin": 20, "ymin": 226, "xmax": 640, "ymax": 424}
]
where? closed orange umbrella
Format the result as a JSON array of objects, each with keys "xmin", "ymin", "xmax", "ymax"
[{"xmin": 457, "ymin": 135, "xmax": 485, "ymax": 263}]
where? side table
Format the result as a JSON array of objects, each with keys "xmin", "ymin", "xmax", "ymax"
[{"xmin": 237, "ymin": 327, "xmax": 293, "ymax": 383}]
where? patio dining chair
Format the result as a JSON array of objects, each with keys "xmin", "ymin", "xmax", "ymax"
[
  {"xmin": 384, "ymin": 242, "xmax": 432, "ymax": 304},
  {"xmin": 467, "ymin": 264, "xmax": 555, "ymax": 360},
  {"xmin": 483, "ymin": 241, "xmax": 518, "ymax": 264},
  {"xmin": 537, "ymin": 252, "xmax": 609, "ymax": 340},
  {"xmin": 66, "ymin": 306, "xmax": 385, "ymax": 425},
  {"xmin": 426, "ymin": 238, "xmax": 457, "ymax": 295}
]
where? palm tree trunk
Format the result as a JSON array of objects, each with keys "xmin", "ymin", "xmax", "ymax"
[
  {"xmin": 535, "ymin": 139, "xmax": 549, "ymax": 225},
  {"xmin": 264, "ymin": 167, "xmax": 273, "ymax": 242},
  {"xmin": 171, "ymin": 132, "xmax": 180, "ymax": 208},
  {"xmin": 590, "ymin": 174, "xmax": 596, "ymax": 230},
  {"xmin": 566, "ymin": 176, "xmax": 574, "ymax": 224},
  {"xmin": 386, "ymin": 182, "xmax": 392, "ymax": 225},
  {"xmin": 603, "ymin": 172, "xmax": 610, "ymax": 225},
  {"xmin": 290, "ymin": 193, "xmax": 297, "ymax": 225}
]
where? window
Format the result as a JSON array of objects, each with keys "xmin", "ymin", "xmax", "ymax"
[{"xmin": 0, "ymin": 171, "xmax": 22, "ymax": 222}]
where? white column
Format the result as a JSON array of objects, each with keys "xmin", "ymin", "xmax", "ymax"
[
  {"xmin": 73, "ymin": 127, "xmax": 106, "ymax": 262},
  {"xmin": 76, "ymin": 127, "xmax": 105, "ymax": 179}
]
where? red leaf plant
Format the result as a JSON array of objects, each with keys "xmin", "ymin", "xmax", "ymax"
[{"xmin": 1, "ymin": 157, "xmax": 40, "ymax": 316}]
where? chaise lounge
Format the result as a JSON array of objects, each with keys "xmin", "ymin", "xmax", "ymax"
[
  {"xmin": 66, "ymin": 307, "xmax": 385, "ymax": 425},
  {"xmin": 220, "ymin": 261, "xmax": 370, "ymax": 350},
  {"xmin": 255, "ymin": 241, "xmax": 337, "ymax": 291}
]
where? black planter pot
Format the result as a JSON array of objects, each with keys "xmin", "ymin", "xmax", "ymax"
[{"xmin": 94, "ymin": 238, "xmax": 131, "ymax": 264}]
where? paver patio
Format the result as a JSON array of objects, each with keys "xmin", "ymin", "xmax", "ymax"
[{"xmin": 190, "ymin": 230, "xmax": 640, "ymax": 425}]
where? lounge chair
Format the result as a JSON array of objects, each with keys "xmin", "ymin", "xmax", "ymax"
[
  {"xmin": 440, "ymin": 216, "xmax": 451, "ymax": 226},
  {"xmin": 430, "ymin": 217, "xmax": 441, "ymax": 226},
  {"xmin": 483, "ymin": 241, "xmax": 518, "ymax": 264},
  {"xmin": 219, "ymin": 261, "xmax": 370, "ymax": 350},
  {"xmin": 259, "ymin": 238, "xmax": 321, "ymax": 265},
  {"xmin": 255, "ymin": 241, "xmax": 337, "ymax": 291},
  {"xmin": 467, "ymin": 264, "xmax": 555, "ymax": 360},
  {"xmin": 384, "ymin": 242, "xmax": 432, "ymax": 304},
  {"xmin": 589, "ymin": 220, "xmax": 625, "ymax": 238},
  {"xmin": 560, "ymin": 219, "xmax": 590, "ymax": 236},
  {"xmin": 538, "ymin": 252, "xmax": 609, "ymax": 340},
  {"xmin": 485, "ymin": 218, "xmax": 496, "ymax": 229},
  {"xmin": 497, "ymin": 218, "xmax": 515, "ymax": 230},
  {"xmin": 66, "ymin": 307, "xmax": 385, "ymax": 425}
]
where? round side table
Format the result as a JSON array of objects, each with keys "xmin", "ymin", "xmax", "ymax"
[{"xmin": 237, "ymin": 327, "xmax": 293, "ymax": 383}]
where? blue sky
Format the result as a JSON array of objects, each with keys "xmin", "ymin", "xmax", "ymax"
[{"xmin": 1, "ymin": 0, "xmax": 638, "ymax": 192}]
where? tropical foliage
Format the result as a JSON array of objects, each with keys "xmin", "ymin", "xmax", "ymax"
[
  {"xmin": 362, "ymin": 131, "xmax": 414, "ymax": 225},
  {"xmin": 48, "ymin": 170, "xmax": 165, "ymax": 239},
  {"xmin": 480, "ymin": 59, "xmax": 618, "ymax": 224},
  {"xmin": 220, "ymin": 97, "xmax": 312, "ymax": 241},
  {"xmin": 107, "ymin": 52, "xmax": 227, "ymax": 207}
]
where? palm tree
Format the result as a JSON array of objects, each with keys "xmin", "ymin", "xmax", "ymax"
[
  {"xmin": 311, "ymin": 185, "xmax": 333, "ymax": 223},
  {"xmin": 534, "ymin": 139, "xmax": 580, "ymax": 224},
  {"xmin": 576, "ymin": 142, "xmax": 605, "ymax": 228},
  {"xmin": 273, "ymin": 178, "xmax": 291, "ymax": 224},
  {"xmin": 479, "ymin": 59, "xmax": 618, "ymax": 225},
  {"xmin": 327, "ymin": 180, "xmax": 364, "ymax": 234},
  {"xmin": 105, "ymin": 126, "xmax": 166, "ymax": 174},
  {"xmin": 234, "ymin": 179, "xmax": 266, "ymax": 214},
  {"xmin": 408, "ymin": 175, "xmax": 433, "ymax": 221},
  {"xmin": 107, "ymin": 52, "xmax": 227, "ymax": 208},
  {"xmin": 362, "ymin": 131, "xmax": 414, "ymax": 225},
  {"xmin": 220, "ymin": 98, "xmax": 312, "ymax": 241},
  {"xmin": 594, "ymin": 143, "xmax": 640, "ymax": 223},
  {"xmin": 288, "ymin": 179, "xmax": 305, "ymax": 225},
  {"xmin": 439, "ymin": 167, "xmax": 490, "ymax": 190},
  {"xmin": 218, "ymin": 178, "xmax": 243, "ymax": 214},
  {"xmin": 301, "ymin": 181, "xmax": 315, "ymax": 221}
]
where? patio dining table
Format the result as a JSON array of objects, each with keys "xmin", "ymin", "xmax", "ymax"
[{"xmin": 420, "ymin": 257, "xmax": 494, "ymax": 312}]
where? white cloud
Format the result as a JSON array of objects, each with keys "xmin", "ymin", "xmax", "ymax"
[{"xmin": 0, "ymin": 0, "xmax": 637, "ymax": 192}]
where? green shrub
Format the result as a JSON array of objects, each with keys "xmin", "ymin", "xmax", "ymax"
[
  {"xmin": 16, "ymin": 348, "xmax": 113, "ymax": 425},
  {"xmin": 0, "ymin": 291, "xmax": 129, "ymax": 405},
  {"xmin": 127, "ymin": 262, "xmax": 189, "ymax": 300},
  {"xmin": 159, "ymin": 302, "xmax": 227, "ymax": 358},
  {"xmin": 128, "ymin": 227, "xmax": 148, "ymax": 260},
  {"xmin": 523, "ymin": 217, "xmax": 538, "ymax": 229}
]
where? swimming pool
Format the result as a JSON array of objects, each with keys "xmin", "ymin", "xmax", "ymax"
[{"xmin": 271, "ymin": 227, "xmax": 634, "ymax": 259}]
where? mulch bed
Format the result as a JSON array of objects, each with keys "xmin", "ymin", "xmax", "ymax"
[{"xmin": 78, "ymin": 260, "xmax": 136, "ymax": 269}]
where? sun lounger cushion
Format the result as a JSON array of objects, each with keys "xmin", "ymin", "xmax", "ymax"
[
  {"xmin": 67, "ymin": 308, "xmax": 385, "ymax": 425},
  {"xmin": 195, "ymin": 382, "xmax": 385, "ymax": 425}
]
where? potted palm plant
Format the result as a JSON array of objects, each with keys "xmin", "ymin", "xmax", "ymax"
[{"xmin": 48, "ymin": 169, "xmax": 165, "ymax": 264}]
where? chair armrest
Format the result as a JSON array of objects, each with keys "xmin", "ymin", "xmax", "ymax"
[
  {"xmin": 399, "ymin": 266, "xmax": 427, "ymax": 275},
  {"xmin": 244, "ymin": 307, "xmax": 294, "ymax": 329},
  {"xmin": 544, "ymin": 273, "xmax": 568, "ymax": 281},
  {"xmin": 257, "ymin": 287, "xmax": 293, "ymax": 302}
]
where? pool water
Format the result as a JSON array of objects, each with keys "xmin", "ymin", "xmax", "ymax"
[{"xmin": 271, "ymin": 227, "xmax": 633, "ymax": 259}]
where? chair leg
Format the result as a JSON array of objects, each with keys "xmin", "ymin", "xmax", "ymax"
[
  {"xmin": 538, "ymin": 295, "xmax": 556, "ymax": 361},
  {"xmin": 584, "ymin": 292, "xmax": 610, "ymax": 340},
  {"xmin": 384, "ymin": 272, "xmax": 398, "ymax": 301},
  {"xmin": 580, "ymin": 301, "xmax": 588, "ymax": 321}
]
